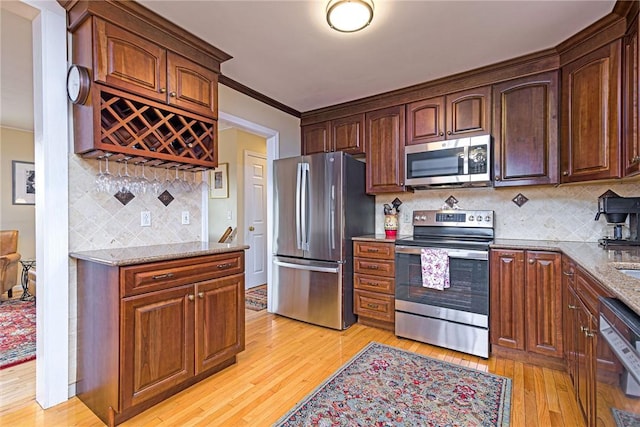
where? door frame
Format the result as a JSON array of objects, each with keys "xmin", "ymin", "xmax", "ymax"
[
  {"xmin": 243, "ymin": 150, "xmax": 267, "ymax": 289},
  {"xmin": 212, "ymin": 112, "xmax": 278, "ymax": 310},
  {"xmin": 22, "ymin": 0, "xmax": 70, "ymax": 408}
]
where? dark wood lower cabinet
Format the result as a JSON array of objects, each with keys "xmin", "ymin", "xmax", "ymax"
[{"xmin": 76, "ymin": 252, "xmax": 245, "ymax": 426}]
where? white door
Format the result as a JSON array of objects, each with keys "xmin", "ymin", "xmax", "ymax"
[{"xmin": 244, "ymin": 151, "xmax": 267, "ymax": 288}]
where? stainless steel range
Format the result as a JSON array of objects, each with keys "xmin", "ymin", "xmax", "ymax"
[{"xmin": 394, "ymin": 209, "xmax": 494, "ymax": 358}]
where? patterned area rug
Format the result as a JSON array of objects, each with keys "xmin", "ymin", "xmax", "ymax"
[
  {"xmin": 0, "ymin": 299, "xmax": 36, "ymax": 369},
  {"xmin": 275, "ymin": 342, "xmax": 511, "ymax": 426},
  {"xmin": 246, "ymin": 285, "xmax": 267, "ymax": 311},
  {"xmin": 612, "ymin": 407, "xmax": 640, "ymax": 427}
]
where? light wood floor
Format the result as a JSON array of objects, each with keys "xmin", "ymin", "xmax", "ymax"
[{"xmin": 0, "ymin": 308, "xmax": 584, "ymax": 426}]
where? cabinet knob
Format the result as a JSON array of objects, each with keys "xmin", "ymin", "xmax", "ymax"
[
  {"xmin": 562, "ymin": 171, "xmax": 569, "ymax": 176},
  {"xmin": 249, "ymin": 226, "xmax": 255, "ymax": 231},
  {"xmin": 198, "ymin": 292, "xmax": 204, "ymax": 299},
  {"xmin": 159, "ymin": 88, "xmax": 167, "ymax": 94},
  {"xmin": 528, "ymin": 259, "xmax": 534, "ymax": 264},
  {"xmin": 439, "ymin": 132, "xmax": 444, "ymax": 136},
  {"xmin": 495, "ymin": 175, "xmax": 501, "ymax": 181},
  {"xmin": 188, "ymin": 294, "xmax": 195, "ymax": 301},
  {"xmin": 447, "ymin": 131, "xmax": 452, "ymax": 135},
  {"xmin": 634, "ymin": 156, "xmax": 640, "ymax": 163},
  {"xmin": 585, "ymin": 330, "xmax": 594, "ymax": 338},
  {"xmin": 169, "ymin": 91, "xmax": 177, "ymax": 97},
  {"xmin": 580, "ymin": 325, "xmax": 588, "ymax": 333}
]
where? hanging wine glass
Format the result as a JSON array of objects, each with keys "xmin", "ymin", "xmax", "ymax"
[
  {"xmin": 181, "ymin": 169, "xmax": 193, "ymax": 192},
  {"xmin": 149, "ymin": 167, "xmax": 163, "ymax": 195},
  {"xmin": 117, "ymin": 158, "xmax": 132, "ymax": 193},
  {"xmin": 95, "ymin": 157, "xmax": 106, "ymax": 192}
]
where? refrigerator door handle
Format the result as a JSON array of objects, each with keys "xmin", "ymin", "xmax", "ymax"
[
  {"xmin": 295, "ymin": 163, "xmax": 303, "ymax": 250},
  {"xmin": 300, "ymin": 163, "xmax": 310, "ymax": 251},
  {"xmin": 274, "ymin": 259, "xmax": 340, "ymax": 274},
  {"xmin": 330, "ymin": 184, "xmax": 336, "ymax": 250}
]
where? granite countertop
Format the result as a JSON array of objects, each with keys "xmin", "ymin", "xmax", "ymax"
[
  {"xmin": 492, "ymin": 239, "xmax": 640, "ymax": 315},
  {"xmin": 69, "ymin": 241, "xmax": 249, "ymax": 266},
  {"xmin": 352, "ymin": 234, "xmax": 411, "ymax": 243}
]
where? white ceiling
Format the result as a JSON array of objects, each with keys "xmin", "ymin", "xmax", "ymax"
[
  {"xmin": 0, "ymin": 0, "xmax": 618, "ymax": 132},
  {"xmin": 139, "ymin": 0, "xmax": 617, "ymax": 114}
]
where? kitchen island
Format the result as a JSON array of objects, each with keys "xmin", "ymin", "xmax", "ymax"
[{"xmin": 70, "ymin": 241, "xmax": 248, "ymax": 427}]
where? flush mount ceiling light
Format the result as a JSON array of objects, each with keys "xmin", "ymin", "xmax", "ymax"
[{"xmin": 326, "ymin": 0, "xmax": 374, "ymax": 33}]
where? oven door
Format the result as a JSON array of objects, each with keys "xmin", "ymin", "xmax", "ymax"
[{"xmin": 394, "ymin": 245, "xmax": 489, "ymax": 326}]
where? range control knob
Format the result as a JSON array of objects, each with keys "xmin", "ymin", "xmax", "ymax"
[
  {"xmin": 468, "ymin": 215, "xmax": 475, "ymax": 221},
  {"xmin": 485, "ymin": 215, "xmax": 491, "ymax": 222},
  {"xmin": 420, "ymin": 215, "xmax": 427, "ymax": 221},
  {"xmin": 414, "ymin": 215, "xmax": 420, "ymax": 221},
  {"xmin": 476, "ymin": 216, "xmax": 482, "ymax": 222}
]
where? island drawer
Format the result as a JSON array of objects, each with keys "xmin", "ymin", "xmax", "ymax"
[{"xmin": 121, "ymin": 252, "xmax": 244, "ymax": 296}]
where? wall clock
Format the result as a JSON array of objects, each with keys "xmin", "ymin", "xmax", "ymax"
[{"xmin": 66, "ymin": 65, "xmax": 90, "ymax": 104}]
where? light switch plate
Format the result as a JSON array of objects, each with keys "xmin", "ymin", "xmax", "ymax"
[{"xmin": 182, "ymin": 211, "xmax": 190, "ymax": 225}]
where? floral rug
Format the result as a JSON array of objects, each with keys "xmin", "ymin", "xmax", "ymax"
[
  {"xmin": 246, "ymin": 285, "xmax": 267, "ymax": 311},
  {"xmin": 274, "ymin": 342, "xmax": 511, "ymax": 426},
  {"xmin": 612, "ymin": 407, "xmax": 640, "ymax": 427},
  {"xmin": 0, "ymin": 299, "xmax": 36, "ymax": 369}
]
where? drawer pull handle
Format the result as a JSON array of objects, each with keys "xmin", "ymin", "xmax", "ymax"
[
  {"xmin": 585, "ymin": 330, "xmax": 594, "ymax": 338},
  {"xmin": 188, "ymin": 294, "xmax": 195, "ymax": 301},
  {"xmin": 152, "ymin": 273, "xmax": 174, "ymax": 280},
  {"xmin": 567, "ymin": 304, "xmax": 577, "ymax": 310},
  {"xmin": 366, "ymin": 303, "xmax": 379, "ymax": 309},
  {"xmin": 366, "ymin": 265, "xmax": 379, "ymax": 270},
  {"xmin": 198, "ymin": 292, "xmax": 204, "ymax": 299},
  {"xmin": 217, "ymin": 263, "xmax": 234, "ymax": 269},
  {"xmin": 366, "ymin": 248, "xmax": 380, "ymax": 253},
  {"xmin": 562, "ymin": 271, "xmax": 574, "ymax": 276},
  {"xmin": 363, "ymin": 281, "xmax": 380, "ymax": 287}
]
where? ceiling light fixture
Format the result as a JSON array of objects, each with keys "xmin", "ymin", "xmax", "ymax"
[{"xmin": 326, "ymin": 0, "xmax": 374, "ymax": 33}]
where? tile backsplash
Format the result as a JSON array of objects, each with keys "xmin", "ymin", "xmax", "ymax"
[
  {"xmin": 69, "ymin": 155, "xmax": 203, "ymax": 251},
  {"xmin": 375, "ymin": 181, "xmax": 640, "ymax": 242}
]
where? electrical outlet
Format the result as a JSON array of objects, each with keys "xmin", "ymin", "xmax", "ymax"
[
  {"xmin": 141, "ymin": 211, "xmax": 151, "ymax": 227},
  {"xmin": 227, "ymin": 210, "xmax": 232, "ymax": 220},
  {"xmin": 402, "ymin": 210, "xmax": 411, "ymax": 223},
  {"xmin": 181, "ymin": 211, "xmax": 190, "ymax": 225}
]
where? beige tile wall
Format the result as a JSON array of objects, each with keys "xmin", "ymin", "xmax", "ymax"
[
  {"xmin": 67, "ymin": 155, "xmax": 205, "ymax": 385},
  {"xmin": 376, "ymin": 181, "xmax": 640, "ymax": 242}
]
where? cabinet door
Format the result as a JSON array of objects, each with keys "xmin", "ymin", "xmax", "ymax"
[
  {"xmin": 575, "ymin": 293, "xmax": 592, "ymax": 424},
  {"xmin": 561, "ymin": 40, "xmax": 622, "ymax": 182},
  {"xmin": 94, "ymin": 19, "xmax": 167, "ymax": 104},
  {"xmin": 406, "ymin": 97, "xmax": 446, "ymax": 144},
  {"xmin": 446, "ymin": 86, "xmax": 491, "ymax": 138},
  {"xmin": 492, "ymin": 72, "xmax": 559, "ymax": 187},
  {"xmin": 489, "ymin": 249, "xmax": 525, "ymax": 350},
  {"xmin": 562, "ymin": 258, "xmax": 578, "ymax": 386},
  {"xmin": 525, "ymin": 251, "xmax": 563, "ymax": 357},
  {"xmin": 624, "ymin": 18, "xmax": 640, "ymax": 176},
  {"xmin": 301, "ymin": 122, "xmax": 331, "ymax": 155},
  {"xmin": 332, "ymin": 114, "xmax": 365, "ymax": 155},
  {"xmin": 365, "ymin": 105, "xmax": 405, "ymax": 194},
  {"xmin": 167, "ymin": 52, "xmax": 218, "ymax": 119},
  {"xmin": 121, "ymin": 285, "xmax": 194, "ymax": 409},
  {"xmin": 195, "ymin": 274, "xmax": 245, "ymax": 374}
]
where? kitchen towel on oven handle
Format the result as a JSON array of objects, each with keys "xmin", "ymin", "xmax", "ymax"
[{"xmin": 420, "ymin": 248, "xmax": 450, "ymax": 290}]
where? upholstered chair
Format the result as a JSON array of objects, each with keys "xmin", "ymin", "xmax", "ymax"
[{"xmin": 0, "ymin": 230, "xmax": 21, "ymax": 298}]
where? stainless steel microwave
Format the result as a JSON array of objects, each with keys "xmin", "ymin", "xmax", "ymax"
[{"xmin": 404, "ymin": 135, "xmax": 491, "ymax": 187}]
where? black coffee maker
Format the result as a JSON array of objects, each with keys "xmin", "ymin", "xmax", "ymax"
[{"xmin": 595, "ymin": 190, "xmax": 640, "ymax": 247}]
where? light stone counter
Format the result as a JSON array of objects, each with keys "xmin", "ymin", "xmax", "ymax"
[
  {"xmin": 69, "ymin": 241, "xmax": 249, "ymax": 266},
  {"xmin": 352, "ymin": 234, "xmax": 411, "ymax": 243},
  {"xmin": 492, "ymin": 239, "xmax": 640, "ymax": 315}
]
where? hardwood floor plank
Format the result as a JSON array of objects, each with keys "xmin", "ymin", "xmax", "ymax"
[{"xmin": 0, "ymin": 310, "xmax": 586, "ymax": 426}]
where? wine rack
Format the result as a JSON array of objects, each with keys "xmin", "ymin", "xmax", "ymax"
[{"xmin": 76, "ymin": 85, "xmax": 217, "ymax": 168}]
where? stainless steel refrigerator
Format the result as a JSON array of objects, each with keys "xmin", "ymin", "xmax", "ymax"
[{"xmin": 272, "ymin": 151, "xmax": 374, "ymax": 330}]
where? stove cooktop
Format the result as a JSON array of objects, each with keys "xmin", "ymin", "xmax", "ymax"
[{"xmin": 599, "ymin": 238, "xmax": 640, "ymax": 248}]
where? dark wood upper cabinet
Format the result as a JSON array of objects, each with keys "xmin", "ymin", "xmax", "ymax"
[
  {"xmin": 446, "ymin": 86, "xmax": 491, "ymax": 138},
  {"xmin": 365, "ymin": 106, "xmax": 405, "ymax": 194},
  {"xmin": 561, "ymin": 40, "xmax": 622, "ymax": 183},
  {"xmin": 406, "ymin": 87, "xmax": 490, "ymax": 145},
  {"xmin": 624, "ymin": 17, "xmax": 640, "ymax": 176},
  {"xmin": 492, "ymin": 71, "xmax": 559, "ymax": 187},
  {"xmin": 302, "ymin": 114, "xmax": 365, "ymax": 156},
  {"xmin": 95, "ymin": 19, "xmax": 218, "ymax": 119},
  {"xmin": 332, "ymin": 113, "xmax": 365, "ymax": 155},
  {"xmin": 301, "ymin": 122, "xmax": 331, "ymax": 155},
  {"xmin": 406, "ymin": 97, "xmax": 446, "ymax": 144}
]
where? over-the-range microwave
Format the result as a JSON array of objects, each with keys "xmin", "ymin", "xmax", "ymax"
[{"xmin": 404, "ymin": 135, "xmax": 491, "ymax": 188}]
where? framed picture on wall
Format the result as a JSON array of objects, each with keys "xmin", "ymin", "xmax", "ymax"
[
  {"xmin": 12, "ymin": 161, "xmax": 35, "ymax": 205},
  {"xmin": 209, "ymin": 163, "xmax": 229, "ymax": 199}
]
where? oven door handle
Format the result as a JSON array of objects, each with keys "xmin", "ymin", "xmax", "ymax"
[{"xmin": 395, "ymin": 245, "xmax": 488, "ymax": 261}]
